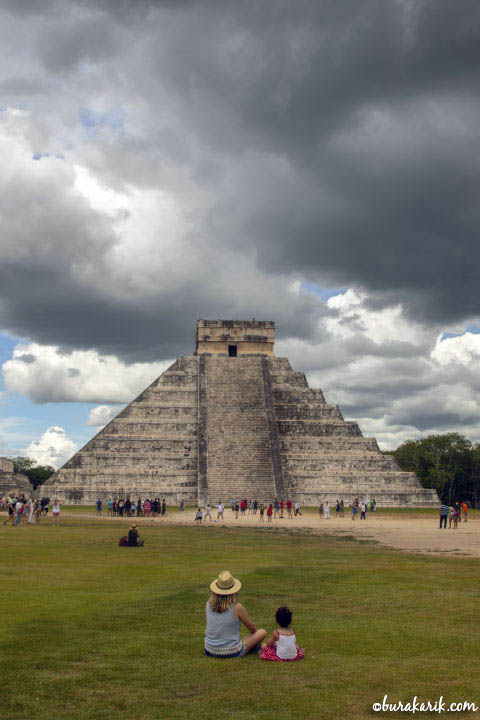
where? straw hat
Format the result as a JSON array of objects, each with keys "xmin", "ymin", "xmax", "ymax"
[
  {"xmin": 210, "ymin": 570, "xmax": 241, "ymax": 595},
  {"xmin": 130, "ymin": 524, "xmax": 137, "ymax": 530}
]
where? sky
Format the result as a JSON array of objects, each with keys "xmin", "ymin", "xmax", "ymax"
[{"xmin": 1, "ymin": 0, "xmax": 480, "ymax": 467}]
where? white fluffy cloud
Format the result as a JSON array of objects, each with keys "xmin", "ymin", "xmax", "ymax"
[
  {"xmin": 86, "ymin": 404, "xmax": 125, "ymax": 429},
  {"xmin": 2, "ymin": 343, "xmax": 172, "ymax": 404},
  {"xmin": 25, "ymin": 426, "xmax": 77, "ymax": 469}
]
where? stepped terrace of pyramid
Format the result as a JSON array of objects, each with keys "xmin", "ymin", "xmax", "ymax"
[
  {"xmin": 43, "ymin": 320, "xmax": 439, "ymax": 506},
  {"xmin": 0, "ymin": 457, "xmax": 32, "ymax": 497}
]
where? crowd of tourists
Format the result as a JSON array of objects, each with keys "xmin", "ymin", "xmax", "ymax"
[
  {"xmin": 192, "ymin": 496, "xmax": 380, "ymax": 523},
  {"xmin": 2, "ymin": 495, "xmax": 60, "ymax": 525},
  {"xmin": 345, "ymin": 497, "xmax": 376, "ymax": 520},
  {"xmin": 438, "ymin": 501, "xmax": 469, "ymax": 528},
  {"xmin": 194, "ymin": 497, "xmax": 306, "ymax": 523},
  {"xmin": 2, "ymin": 494, "xmax": 473, "ymax": 531},
  {"xmin": 97, "ymin": 497, "xmax": 167, "ymax": 517}
]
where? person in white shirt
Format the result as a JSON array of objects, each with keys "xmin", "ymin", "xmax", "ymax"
[
  {"xmin": 217, "ymin": 502, "xmax": 224, "ymax": 520},
  {"xmin": 14, "ymin": 500, "xmax": 22, "ymax": 525},
  {"xmin": 52, "ymin": 499, "xmax": 61, "ymax": 526},
  {"xmin": 28, "ymin": 498, "xmax": 35, "ymax": 524}
]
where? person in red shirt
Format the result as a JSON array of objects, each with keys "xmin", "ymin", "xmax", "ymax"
[
  {"xmin": 462, "ymin": 501, "xmax": 468, "ymax": 522},
  {"xmin": 280, "ymin": 500, "xmax": 284, "ymax": 518},
  {"xmin": 266, "ymin": 504, "xmax": 273, "ymax": 523},
  {"xmin": 240, "ymin": 499, "xmax": 246, "ymax": 516},
  {"xmin": 286, "ymin": 500, "xmax": 292, "ymax": 519}
]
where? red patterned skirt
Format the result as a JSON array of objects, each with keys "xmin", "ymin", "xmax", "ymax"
[{"xmin": 259, "ymin": 645, "xmax": 305, "ymax": 661}]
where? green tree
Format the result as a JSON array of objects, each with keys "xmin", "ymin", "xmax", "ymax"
[
  {"xmin": 388, "ymin": 433, "xmax": 474, "ymax": 505},
  {"xmin": 26, "ymin": 466, "xmax": 55, "ymax": 490},
  {"xmin": 13, "ymin": 457, "xmax": 55, "ymax": 490},
  {"xmin": 470, "ymin": 444, "xmax": 480, "ymax": 509},
  {"xmin": 13, "ymin": 456, "xmax": 35, "ymax": 475}
]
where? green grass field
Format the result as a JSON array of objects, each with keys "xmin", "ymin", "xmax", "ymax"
[{"xmin": 1, "ymin": 516, "xmax": 479, "ymax": 719}]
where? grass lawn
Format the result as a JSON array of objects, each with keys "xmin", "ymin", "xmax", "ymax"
[{"xmin": 1, "ymin": 517, "xmax": 479, "ymax": 719}]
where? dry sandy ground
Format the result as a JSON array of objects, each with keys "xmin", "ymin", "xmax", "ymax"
[{"xmin": 68, "ymin": 509, "xmax": 480, "ymax": 558}]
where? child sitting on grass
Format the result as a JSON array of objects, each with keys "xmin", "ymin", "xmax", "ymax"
[{"xmin": 259, "ymin": 606, "xmax": 304, "ymax": 661}]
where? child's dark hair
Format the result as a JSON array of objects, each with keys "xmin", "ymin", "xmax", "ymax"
[{"xmin": 276, "ymin": 606, "xmax": 292, "ymax": 627}]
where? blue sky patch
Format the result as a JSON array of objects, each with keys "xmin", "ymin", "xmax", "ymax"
[
  {"xmin": 79, "ymin": 106, "xmax": 126, "ymax": 137},
  {"xmin": 0, "ymin": 332, "xmax": 97, "ymax": 457},
  {"xmin": 300, "ymin": 281, "xmax": 346, "ymax": 301},
  {"xmin": 441, "ymin": 325, "xmax": 480, "ymax": 341}
]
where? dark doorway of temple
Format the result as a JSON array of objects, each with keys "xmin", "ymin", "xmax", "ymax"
[{"xmin": 228, "ymin": 345, "xmax": 237, "ymax": 357}]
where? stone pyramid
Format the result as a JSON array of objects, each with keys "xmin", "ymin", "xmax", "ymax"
[{"xmin": 43, "ymin": 320, "xmax": 439, "ymax": 506}]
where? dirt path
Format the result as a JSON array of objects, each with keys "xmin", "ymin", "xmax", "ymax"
[{"xmin": 65, "ymin": 509, "xmax": 480, "ymax": 558}]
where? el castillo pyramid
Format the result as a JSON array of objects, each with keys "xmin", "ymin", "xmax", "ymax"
[{"xmin": 43, "ymin": 320, "xmax": 439, "ymax": 506}]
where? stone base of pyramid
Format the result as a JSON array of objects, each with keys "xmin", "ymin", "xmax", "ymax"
[{"xmin": 43, "ymin": 336, "xmax": 439, "ymax": 507}]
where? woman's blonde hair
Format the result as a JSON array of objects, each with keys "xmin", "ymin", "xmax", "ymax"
[{"xmin": 208, "ymin": 591, "xmax": 237, "ymax": 613}]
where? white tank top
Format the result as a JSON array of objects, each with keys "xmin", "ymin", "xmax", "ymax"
[{"xmin": 276, "ymin": 632, "xmax": 297, "ymax": 659}]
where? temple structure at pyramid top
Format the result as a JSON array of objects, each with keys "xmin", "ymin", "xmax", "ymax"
[
  {"xmin": 195, "ymin": 319, "xmax": 275, "ymax": 356},
  {"xmin": 43, "ymin": 319, "xmax": 439, "ymax": 506}
]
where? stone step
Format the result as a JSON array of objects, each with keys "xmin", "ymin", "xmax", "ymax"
[
  {"xmin": 269, "ymin": 373, "xmax": 308, "ymax": 387},
  {"xmin": 279, "ymin": 437, "xmax": 380, "ymax": 451},
  {"xmin": 283, "ymin": 456, "xmax": 401, "ymax": 471},
  {"xmin": 268, "ymin": 357, "xmax": 293, "ymax": 371},
  {"xmin": 86, "ymin": 435, "xmax": 196, "ymax": 445},
  {"xmin": 74, "ymin": 455, "xmax": 198, "ymax": 469},
  {"xmin": 277, "ymin": 421, "xmax": 362, "ymax": 436},
  {"xmin": 285, "ymin": 473, "xmax": 422, "ymax": 488},
  {"xmin": 122, "ymin": 405, "xmax": 198, "ymax": 419},
  {"xmin": 106, "ymin": 421, "xmax": 198, "ymax": 434},
  {"xmin": 145, "ymin": 388, "xmax": 197, "ymax": 398},
  {"xmin": 274, "ymin": 405, "xmax": 342, "ymax": 420}
]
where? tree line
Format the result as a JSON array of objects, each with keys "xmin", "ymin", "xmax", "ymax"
[{"xmin": 385, "ymin": 433, "xmax": 480, "ymax": 507}]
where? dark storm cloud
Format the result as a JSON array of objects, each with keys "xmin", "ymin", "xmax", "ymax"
[
  {"xmin": 0, "ymin": 141, "xmax": 326, "ymax": 361},
  {"xmin": 1, "ymin": 0, "xmax": 480, "ymax": 365},
  {"xmin": 388, "ymin": 408, "xmax": 477, "ymax": 432},
  {"xmin": 91, "ymin": 0, "xmax": 480, "ymax": 326}
]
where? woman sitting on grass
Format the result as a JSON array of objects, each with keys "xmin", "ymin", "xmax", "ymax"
[
  {"xmin": 127, "ymin": 524, "xmax": 144, "ymax": 546},
  {"xmin": 204, "ymin": 571, "xmax": 266, "ymax": 658}
]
